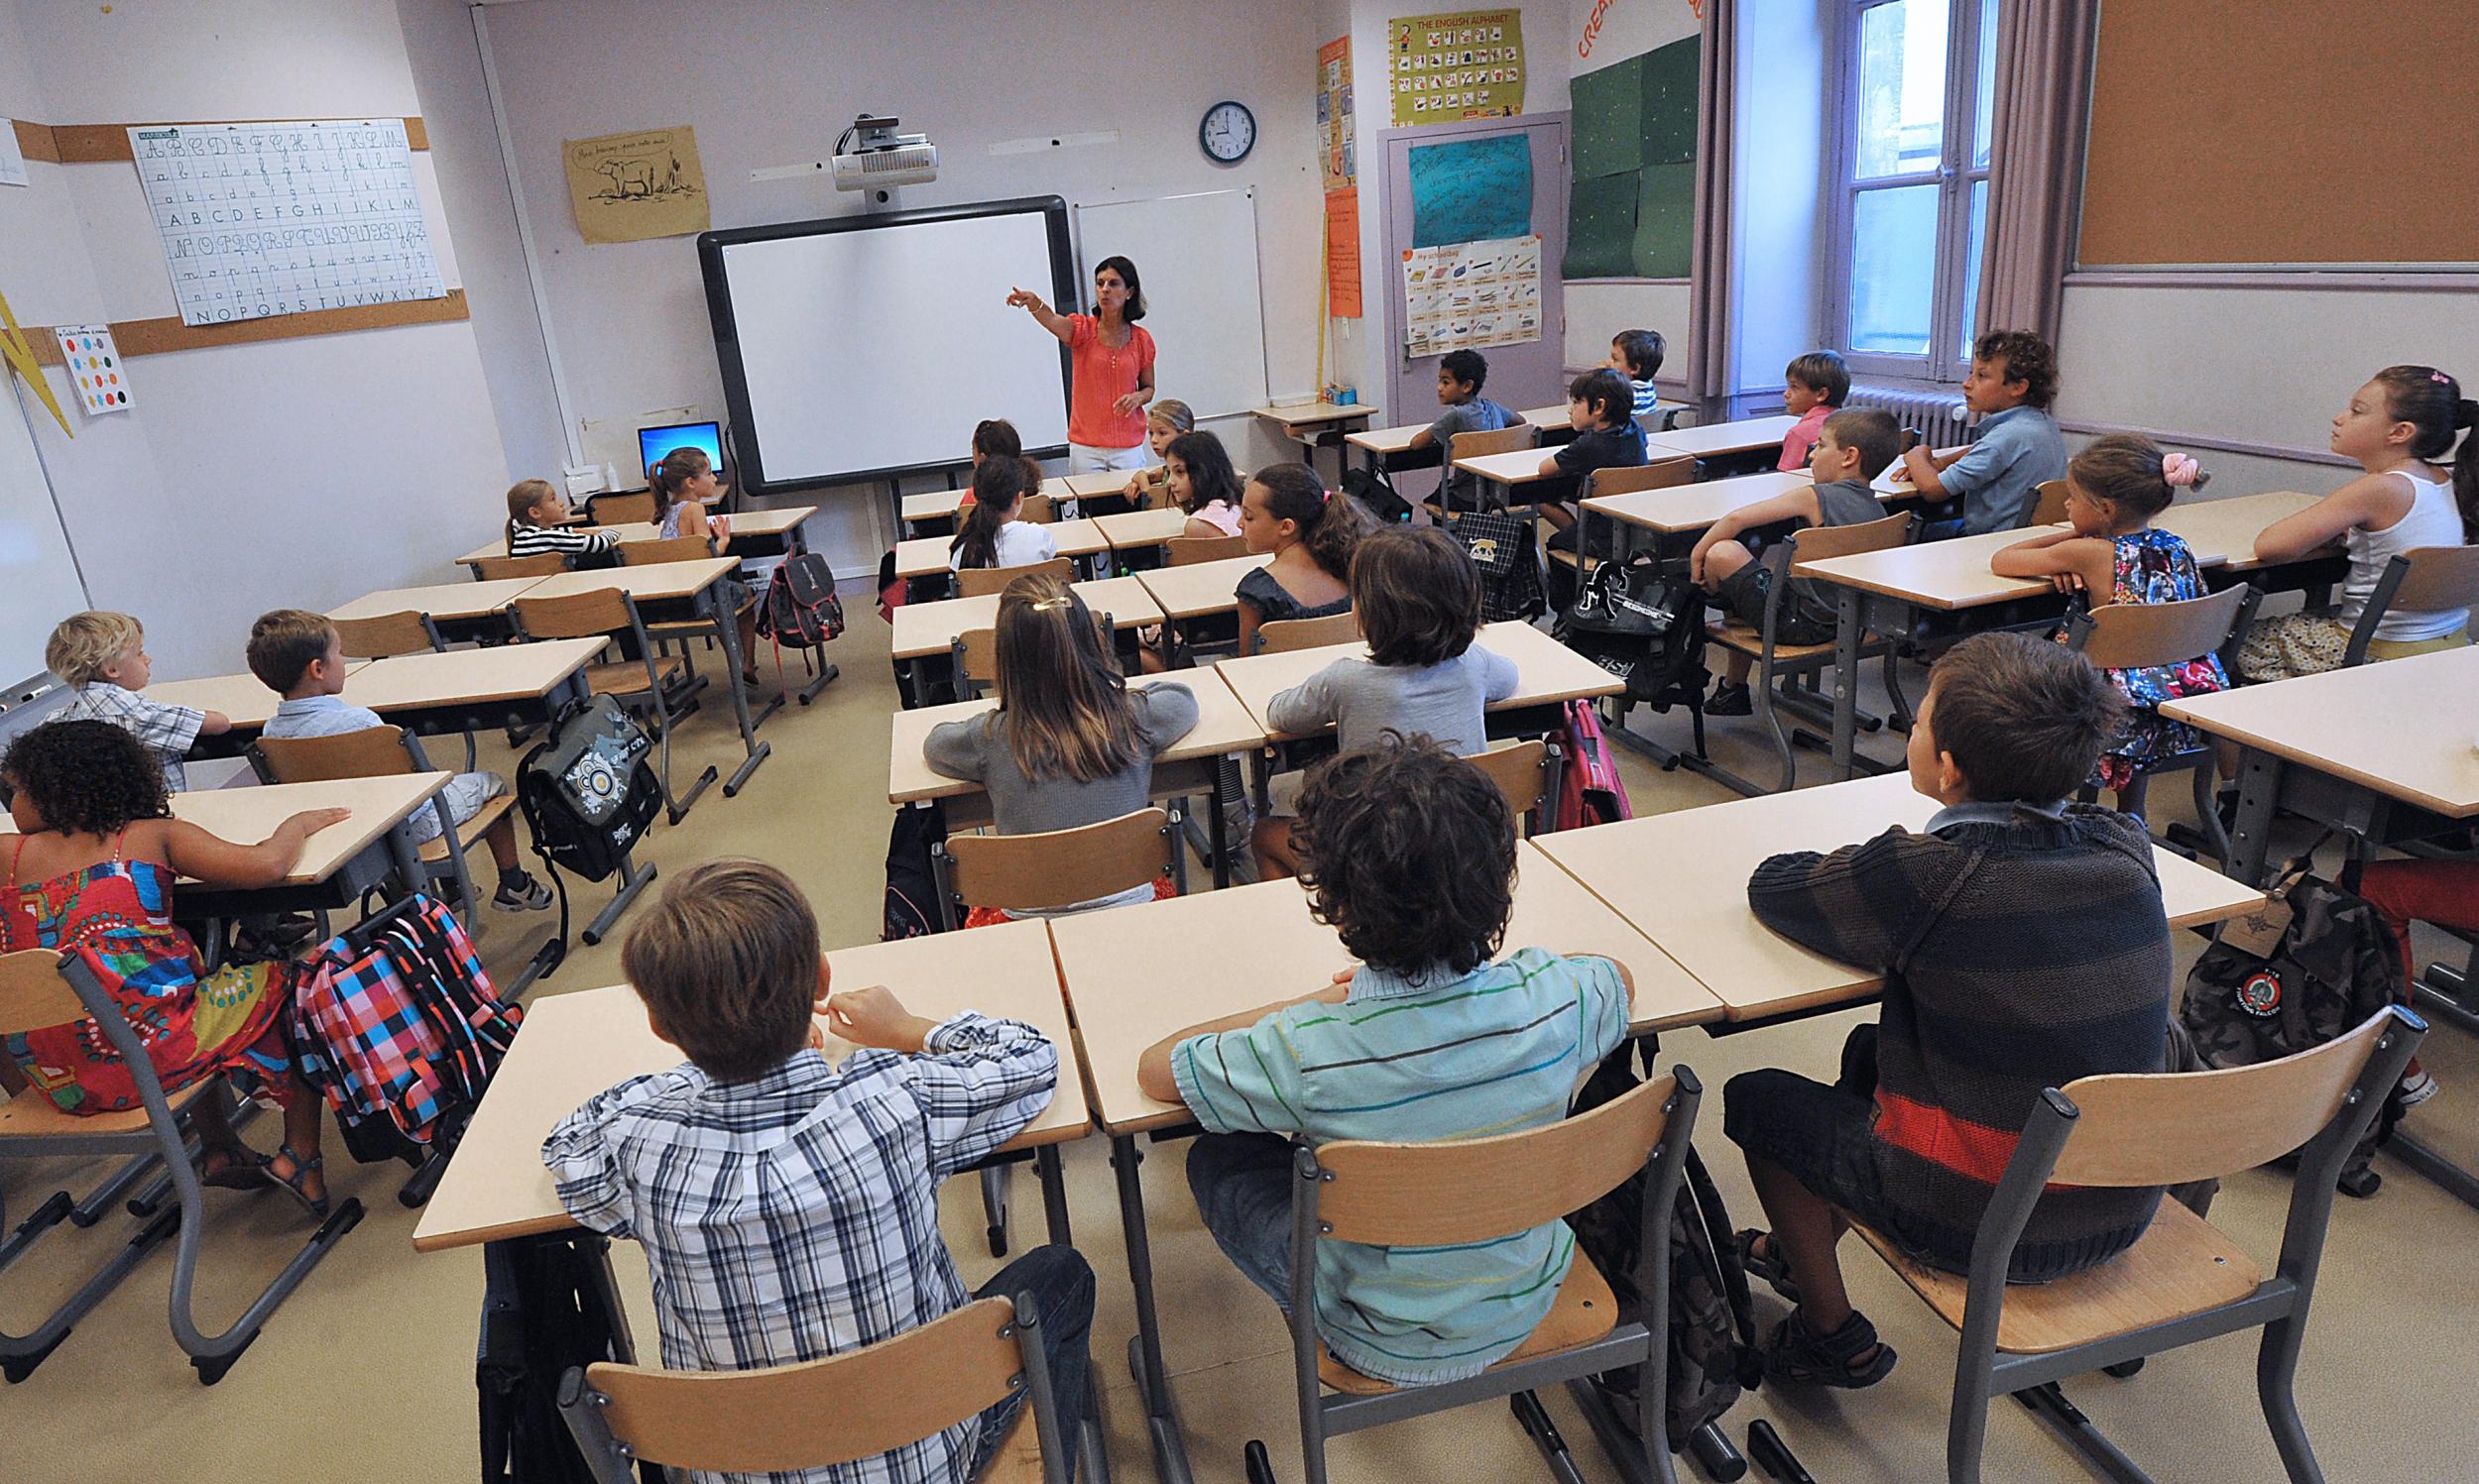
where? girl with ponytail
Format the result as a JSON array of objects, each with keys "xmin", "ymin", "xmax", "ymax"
[
  {"xmin": 947, "ymin": 451, "xmax": 1059, "ymax": 573},
  {"xmin": 1234, "ymin": 462, "xmax": 1369, "ymax": 656}
]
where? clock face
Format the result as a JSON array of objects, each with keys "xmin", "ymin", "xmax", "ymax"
[{"xmin": 1200, "ymin": 100, "xmax": 1255, "ymax": 163}]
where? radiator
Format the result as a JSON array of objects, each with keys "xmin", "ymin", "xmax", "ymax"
[{"xmin": 1847, "ymin": 386, "xmax": 1971, "ymax": 450}]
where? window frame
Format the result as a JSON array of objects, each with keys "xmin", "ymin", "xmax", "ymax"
[{"xmin": 1826, "ymin": 0, "xmax": 1997, "ymax": 387}]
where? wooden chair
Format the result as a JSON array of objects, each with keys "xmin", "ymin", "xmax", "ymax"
[
  {"xmin": 1852, "ymin": 1007, "xmax": 2420, "ymax": 1484},
  {"xmin": 1248, "ymin": 1069, "xmax": 1703, "ymax": 1484},
  {"xmin": 2343, "ymin": 545, "xmax": 2479, "ymax": 666},
  {"xmin": 2030, "ymin": 479, "xmax": 2071, "ymax": 526},
  {"xmin": 585, "ymin": 489, "xmax": 656, "ymax": 525},
  {"xmin": 556, "ymin": 1294, "xmax": 1071, "ymax": 1484},
  {"xmin": 331, "ymin": 611, "xmax": 445, "ymax": 660},
  {"xmin": 1464, "ymin": 740, "xmax": 1550, "ymax": 836},
  {"xmin": 512, "ymin": 588, "xmax": 714, "ymax": 826},
  {"xmin": 472, "ymin": 552, "xmax": 566, "ymax": 582},
  {"xmin": 1439, "ymin": 423, "xmax": 1543, "ymax": 516},
  {"xmin": 617, "ymin": 535, "xmax": 711, "ymax": 566},
  {"xmin": 1555, "ymin": 458, "xmax": 1699, "ymax": 579},
  {"xmin": 1166, "ymin": 533, "xmax": 1248, "ymax": 566},
  {"xmin": 0, "ymin": 948, "xmax": 362, "ymax": 1384},
  {"xmin": 249, "ymin": 726, "xmax": 501, "ymax": 924},
  {"xmin": 958, "ymin": 557, "xmax": 1074, "ymax": 600},
  {"xmin": 936, "ymin": 807, "xmax": 1181, "ymax": 932},
  {"xmin": 950, "ymin": 613, "xmax": 1114, "ymax": 701},
  {"xmin": 1253, "ymin": 611, "xmax": 1360, "ymax": 655},
  {"xmin": 2066, "ymin": 583, "xmax": 2261, "ymax": 861},
  {"xmin": 1018, "ymin": 492, "xmax": 1057, "ymax": 524},
  {"xmin": 1704, "ymin": 512, "xmax": 1916, "ymax": 796}
]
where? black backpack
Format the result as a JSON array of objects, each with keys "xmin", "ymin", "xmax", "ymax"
[
  {"xmin": 759, "ymin": 551, "xmax": 846, "ymax": 649},
  {"xmin": 517, "ymin": 694, "xmax": 662, "ymax": 886},
  {"xmin": 884, "ymin": 806, "xmax": 948, "ymax": 940},
  {"xmin": 1340, "ymin": 466, "xmax": 1415, "ymax": 524},
  {"xmin": 1450, "ymin": 509, "xmax": 1546, "ymax": 622},
  {"xmin": 1555, "ymin": 556, "xmax": 1709, "ymax": 711}
]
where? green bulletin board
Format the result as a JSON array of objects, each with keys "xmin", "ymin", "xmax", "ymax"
[{"xmin": 1564, "ymin": 35, "xmax": 1700, "ymax": 279}]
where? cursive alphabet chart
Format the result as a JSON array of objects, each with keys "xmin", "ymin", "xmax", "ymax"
[{"xmin": 127, "ymin": 119, "xmax": 444, "ymax": 326}]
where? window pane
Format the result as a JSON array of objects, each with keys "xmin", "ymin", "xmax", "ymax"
[
  {"xmin": 1850, "ymin": 184, "xmax": 1940, "ymax": 355},
  {"xmin": 1855, "ymin": 0, "xmax": 1949, "ymax": 179},
  {"xmin": 1958, "ymin": 178, "xmax": 1988, "ymax": 360},
  {"xmin": 1972, "ymin": 0, "xmax": 1999, "ymax": 171}
]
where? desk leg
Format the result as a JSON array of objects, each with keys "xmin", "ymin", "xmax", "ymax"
[
  {"xmin": 1111, "ymin": 1133, "xmax": 1195, "ymax": 1484},
  {"xmin": 707, "ymin": 587, "xmax": 774, "ymax": 797},
  {"xmin": 1027, "ymin": 1146, "xmax": 1117, "ymax": 1484},
  {"xmin": 1209, "ymin": 759, "xmax": 1232, "ymax": 890},
  {"xmin": 385, "ymin": 825, "xmax": 425, "ymax": 908},
  {"xmin": 2228, "ymin": 749, "xmax": 2283, "ymax": 887},
  {"xmin": 1829, "ymin": 587, "xmax": 1863, "ymax": 780}
]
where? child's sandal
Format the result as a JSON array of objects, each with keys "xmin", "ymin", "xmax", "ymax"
[
  {"xmin": 198, "ymin": 1145, "xmax": 270, "ymax": 1192},
  {"xmin": 1736, "ymin": 1228, "xmax": 1801, "ymax": 1306},
  {"xmin": 266, "ymin": 1144, "xmax": 329, "ymax": 1220},
  {"xmin": 1761, "ymin": 1310, "xmax": 1896, "ymax": 1389}
]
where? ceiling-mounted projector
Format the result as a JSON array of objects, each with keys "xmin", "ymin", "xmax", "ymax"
[{"xmin": 832, "ymin": 114, "xmax": 939, "ymax": 192}]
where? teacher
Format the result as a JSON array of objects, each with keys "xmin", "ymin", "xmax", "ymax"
[{"xmin": 1006, "ymin": 256, "xmax": 1156, "ymax": 474}]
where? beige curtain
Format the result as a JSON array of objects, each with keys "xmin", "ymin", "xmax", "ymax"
[
  {"xmin": 1975, "ymin": 0, "xmax": 2099, "ymax": 346},
  {"xmin": 1686, "ymin": 0, "xmax": 1736, "ymax": 416}
]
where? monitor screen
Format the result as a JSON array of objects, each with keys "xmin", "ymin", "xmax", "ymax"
[{"xmin": 639, "ymin": 420, "xmax": 725, "ymax": 484}]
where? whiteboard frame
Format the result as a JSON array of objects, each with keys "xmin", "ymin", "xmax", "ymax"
[
  {"xmin": 1072, "ymin": 187, "xmax": 1272, "ymax": 420},
  {"xmin": 0, "ymin": 379, "xmax": 91, "ymax": 706},
  {"xmin": 697, "ymin": 196, "xmax": 1078, "ymax": 492}
]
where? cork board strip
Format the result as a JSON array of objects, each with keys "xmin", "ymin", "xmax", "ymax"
[
  {"xmin": 9, "ymin": 116, "xmax": 428, "ymax": 166},
  {"xmin": 23, "ymin": 289, "xmax": 469, "ymax": 367}
]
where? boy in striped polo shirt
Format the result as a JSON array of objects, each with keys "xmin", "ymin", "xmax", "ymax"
[
  {"xmin": 1137, "ymin": 735, "xmax": 1634, "ymax": 1386},
  {"xmin": 1725, "ymin": 632, "xmax": 2171, "ymax": 1390}
]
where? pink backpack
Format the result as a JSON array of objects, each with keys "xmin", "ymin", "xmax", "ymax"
[{"xmin": 1555, "ymin": 700, "xmax": 1633, "ymax": 831}]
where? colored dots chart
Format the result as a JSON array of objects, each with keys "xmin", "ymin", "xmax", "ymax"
[
  {"xmin": 52, "ymin": 325, "xmax": 131, "ymax": 415},
  {"xmin": 126, "ymin": 119, "xmax": 443, "ymax": 327}
]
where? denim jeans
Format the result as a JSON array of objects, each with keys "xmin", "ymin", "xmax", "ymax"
[
  {"xmin": 966, "ymin": 1244, "xmax": 1094, "ymax": 1476},
  {"xmin": 1185, "ymin": 1132, "xmax": 1299, "ymax": 1309}
]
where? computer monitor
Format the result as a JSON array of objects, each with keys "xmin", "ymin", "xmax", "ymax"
[{"xmin": 638, "ymin": 420, "xmax": 725, "ymax": 485}]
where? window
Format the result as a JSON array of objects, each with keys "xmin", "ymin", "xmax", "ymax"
[{"xmin": 1830, "ymin": 0, "xmax": 1998, "ymax": 384}]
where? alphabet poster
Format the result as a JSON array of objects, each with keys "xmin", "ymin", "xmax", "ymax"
[
  {"xmin": 53, "ymin": 326, "xmax": 131, "ymax": 415},
  {"xmin": 564, "ymin": 127, "xmax": 709, "ymax": 245},
  {"xmin": 1389, "ymin": 10, "xmax": 1526, "ymax": 126},
  {"xmin": 127, "ymin": 119, "xmax": 444, "ymax": 326}
]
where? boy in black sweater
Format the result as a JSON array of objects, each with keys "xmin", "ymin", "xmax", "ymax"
[{"xmin": 1726, "ymin": 632, "xmax": 2171, "ymax": 1388}]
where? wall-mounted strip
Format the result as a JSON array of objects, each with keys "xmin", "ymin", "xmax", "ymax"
[
  {"xmin": 24, "ymin": 289, "xmax": 471, "ymax": 366},
  {"xmin": 8, "ymin": 116, "xmax": 428, "ymax": 165}
]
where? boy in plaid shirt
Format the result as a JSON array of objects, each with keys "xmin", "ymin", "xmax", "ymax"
[
  {"xmin": 46, "ymin": 611, "xmax": 232, "ymax": 791},
  {"xmin": 543, "ymin": 860, "xmax": 1091, "ymax": 1484}
]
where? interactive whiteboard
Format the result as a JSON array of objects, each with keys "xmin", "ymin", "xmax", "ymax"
[{"xmin": 700, "ymin": 197, "xmax": 1076, "ymax": 490}]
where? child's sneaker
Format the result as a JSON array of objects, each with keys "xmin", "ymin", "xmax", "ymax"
[
  {"xmin": 2400, "ymin": 1067, "xmax": 2439, "ymax": 1108},
  {"xmin": 1706, "ymin": 680, "xmax": 1753, "ymax": 716},
  {"xmin": 493, "ymin": 873, "xmax": 554, "ymax": 912}
]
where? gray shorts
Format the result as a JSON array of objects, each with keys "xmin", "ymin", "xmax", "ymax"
[{"xmin": 406, "ymin": 770, "xmax": 507, "ymax": 846}]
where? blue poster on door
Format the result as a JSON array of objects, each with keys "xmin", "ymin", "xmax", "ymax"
[{"xmin": 1408, "ymin": 135, "xmax": 1532, "ymax": 248}]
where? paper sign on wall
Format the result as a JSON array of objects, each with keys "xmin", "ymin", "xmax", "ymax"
[
  {"xmin": 564, "ymin": 127, "xmax": 709, "ymax": 245},
  {"xmin": 0, "ymin": 121, "xmax": 28, "ymax": 187},
  {"xmin": 1317, "ymin": 37, "xmax": 1358, "ymax": 189},
  {"xmin": 1325, "ymin": 188, "xmax": 1363, "ymax": 318},
  {"xmin": 1390, "ymin": 10, "xmax": 1526, "ymax": 127},
  {"xmin": 1400, "ymin": 234, "xmax": 1541, "ymax": 358},
  {"xmin": 54, "ymin": 326, "xmax": 131, "ymax": 415}
]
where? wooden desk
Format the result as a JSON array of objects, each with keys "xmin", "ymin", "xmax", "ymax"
[
  {"xmin": 1453, "ymin": 446, "xmax": 1570, "ymax": 511},
  {"xmin": 1133, "ymin": 552, "xmax": 1271, "ymax": 621},
  {"xmin": 1647, "ymin": 414, "xmax": 1800, "ymax": 462},
  {"xmin": 169, "ymin": 773, "xmax": 448, "ymax": 918},
  {"xmin": 907, "ymin": 480, "xmax": 1121, "ymax": 533},
  {"xmin": 1870, "ymin": 446, "xmax": 1969, "ymax": 496},
  {"xmin": 458, "ymin": 506, "xmax": 815, "ymax": 572},
  {"xmin": 1584, "ymin": 469, "xmax": 1821, "ymax": 538},
  {"xmin": 1094, "ymin": 507, "xmax": 1194, "ymax": 554},
  {"xmin": 893, "ymin": 519, "xmax": 1110, "ymax": 581},
  {"xmin": 887, "ymin": 576, "xmax": 1165, "ymax": 661},
  {"xmin": 902, "ymin": 488, "xmax": 967, "ymax": 527},
  {"xmin": 1533, "ymin": 772, "xmax": 2264, "ymax": 1025},
  {"xmin": 332, "ymin": 577, "xmax": 549, "ymax": 628},
  {"xmin": 1258, "ymin": 401, "xmax": 1378, "ymax": 485},
  {"xmin": 519, "ymin": 556, "xmax": 738, "ymax": 605},
  {"xmin": 1216, "ymin": 619, "xmax": 1622, "ymax": 740},
  {"xmin": 2152, "ymin": 490, "xmax": 2321, "ymax": 572},
  {"xmin": 1517, "ymin": 402, "xmax": 1576, "ymax": 433},
  {"xmin": 1345, "ymin": 403, "xmax": 1577, "ymax": 479},
  {"xmin": 412, "ymin": 918, "xmax": 1090, "ymax": 1254},
  {"xmin": 337, "ymin": 639, "xmax": 603, "ymax": 739},
  {"xmin": 150, "ymin": 664, "xmax": 365, "ymax": 736},
  {"xmin": 887, "ymin": 670, "xmax": 1264, "ymax": 806}
]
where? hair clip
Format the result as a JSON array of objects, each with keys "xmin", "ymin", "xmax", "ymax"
[
  {"xmin": 2434, "ymin": 371, "xmax": 2454, "ymax": 384},
  {"xmin": 1029, "ymin": 596, "xmax": 1074, "ymax": 612},
  {"xmin": 2161, "ymin": 452, "xmax": 2201, "ymax": 488}
]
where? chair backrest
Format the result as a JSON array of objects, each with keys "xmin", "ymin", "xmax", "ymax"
[
  {"xmin": 253, "ymin": 726, "xmax": 415, "ymax": 785},
  {"xmin": 1255, "ymin": 611, "xmax": 1361, "ymax": 654},
  {"xmin": 2386, "ymin": 544, "xmax": 2479, "ymax": 614},
  {"xmin": 943, "ymin": 807, "xmax": 1175, "ymax": 914},
  {"xmin": 0, "ymin": 947, "xmax": 84, "ymax": 1037},
  {"xmin": 958, "ymin": 556, "xmax": 1073, "ymax": 599},
  {"xmin": 474, "ymin": 552, "xmax": 566, "ymax": 582},
  {"xmin": 515, "ymin": 588, "xmax": 637, "ymax": 642},
  {"xmin": 2048, "ymin": 1008, "xmax": 2415, "ymax": 1189},
  {"xmin": 2070, "ymin": 583, "xmax": 2256, "ymax": 671},
  {"xmin": 1785, "ymin": 511, "xmax": 1914, "ymax": 565},
  {"xmin": 1166, "ymin": 533, "xmax": 1248, "ymax": 566},
  {"xmin": 953, "ymin": 628, "xmax": 1000, "ymax": 696},
  {"xmin": 1018, "ymin": 492, "xmax": 1057, "ymax": 525},
  {"xmin": 1315, "ymin": 1074, "xmax": 1688, "ymax": 1246},
  {"xmin": 588, "ymin": 490, "xmax": 658, "ymax": 525},
  {"xmin": 619, "ymin": 535, "xmax": 711, "ymax": 566},
  {"xmin": 1449, "ymin": 423, "xmax": 1540, "ymax": 463},
  {"xmin": 2030, "ymin": 479, "xmax": 2070, "ymax": 526},
  {"xmin": 1585, "ymin": 456, "xmax": 1697, "ymax": 500},
  {"xmin": 1464, "ymin": 741, "xmax": 1550, "ymax": 827},
  {"xmin": 331, "ymin": 611, "xmax": 444, "ymax": 660}
]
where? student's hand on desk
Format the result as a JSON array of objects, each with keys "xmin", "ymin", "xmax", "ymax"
[
  {"xmin": 2046, "ymin": 571, "xmax": 2087, "ymax": 595},
  {"xmin": 826, "ymin": 984, "xmax": 938, "ymax": 1054},
  {"xmin": 273, "ymin": 808, "xmax": 353, "ymax": 843}
]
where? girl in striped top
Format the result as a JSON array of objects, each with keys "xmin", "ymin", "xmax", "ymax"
[{"xmin": 504, "ymin": 478, "xmax": 617, "ymax": 561}]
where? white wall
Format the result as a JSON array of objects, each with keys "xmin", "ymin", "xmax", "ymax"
[{"xmin": 0, "ymin": 0, "xmax": 514, "ymax": 680}]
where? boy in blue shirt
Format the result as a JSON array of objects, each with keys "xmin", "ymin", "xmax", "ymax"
[
  {"xmin": 1138, "ymin": 736, "xmax": 1634, "ymax": 1385},
  {"xmin": 1411, "ymin": 348, "xmax": 1524, "ymax": 514},
  {"xmin": 1609, "ymin": 328, "xmax": 1666, "ymax": 430},
  {"xmin": 1897, "ymin": 329, "xmax": 2068, "ymax": 537}
]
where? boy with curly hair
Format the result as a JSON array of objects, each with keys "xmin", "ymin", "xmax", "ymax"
[
  {"xmin": 1899, "ymin": 328, "xmax": 2067, "ymax": 537},
  {"xmin": 1137, "ymin": 734, "xmax": 1634, "ymax": 1386}
]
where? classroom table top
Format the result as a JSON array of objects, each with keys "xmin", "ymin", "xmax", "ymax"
[
  {"xmin": 1532, "ymin": 772, "xmax": 2266, "ymax": 1023},
  {"xmin": 1255, "ymin": 400, "xmax": 1377, "ymax": 431},
  {"xmin": 887, "ymin": 575, "xmax": 1166, "ymax": 660},
  {"xmin": 1215, "ymin": 620, "xmax": 1623, "ymax": 738},
  {"xmin": 893, "ymin": 519, "xmax": 1111, "ymax": 579},
  {"xmin": 1132, "ymin": 552, "xmax": 1272, "ymax": 620},
  {"xmin": 454, "ymin": 507, "xmax": 814, "ymax": 571},
  {"xmin": 1795, "ymin": 524, "xmax": 2064, "ymax": 612},
  {"xmin": 410, "ymin": 918, "xmax": 1090, "ymax": 1253},
  {"xmin": 1094, "ymin": 507, "xmax": 1195, "ymax": 549},
  {"xmin": 1584, "ymin": 470, "xmax": 1823, "ymax": 535},
  {"xmin": 0, "ymin": 773, "xmax": 453, "ymax": 891},
  {"xmin": 1648, "ymin": 414, "xmax": 1801, "ymax": 460},
  {"xmin": 1346, "ymin": 402, "xmax": 1574, "ymax": 458},
  {"xmin": 887, "ymin": 669, "xmax": 1264, "ymax": 805},
  {"xmin": 148, "ymin": 664, "xmax": 365, "ymax": 730},
  {"xmin": 1056, "ymin": 843, "xmax": 1722, "ymax": 1135},
  {"xmin": 1454, "ymin": 446, "xmax": 1564, "ymax": 487},
  {"xmin": 2152, "ymin": 490, "xmax": 2322, "ymax": 571},
  {"xmin": 332, "ymin": 577, "xmax": 548, "ymax": 624},
  {"xmin": 903, "ymin": 488, "xmax": 967, "ymax": 523},
  {"xmin": 2162, "ymin": 643, "xmax": 2479, "ymax": 819},
  {"xmin": 338, "ymin": 639, "xmax": 603, "ymax": 713},
  {"xmin": 1869, "ymin": 446, "xmax": 1969, "ymax": 495},
  {"xmin": 518, "ymin": 557, "xmax": 739, "ymax": 605},
  {"xmin": 904, "ymin": 478, "xmax": 1124, "ymax": 526}
]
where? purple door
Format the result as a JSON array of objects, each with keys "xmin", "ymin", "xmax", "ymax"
[{"xmin": 1377, "ymin": 116, "xmax": 1572, "ymax": 437}]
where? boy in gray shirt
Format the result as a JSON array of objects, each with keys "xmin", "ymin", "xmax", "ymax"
[{"xmin": 1410, "ymin": 349, "xmax": 1524, "ymax": 514}]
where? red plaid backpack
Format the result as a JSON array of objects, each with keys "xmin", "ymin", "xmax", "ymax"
[{"xmin": 288, "ymin": 894, "xmax": 523, "ymax": 1164}]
